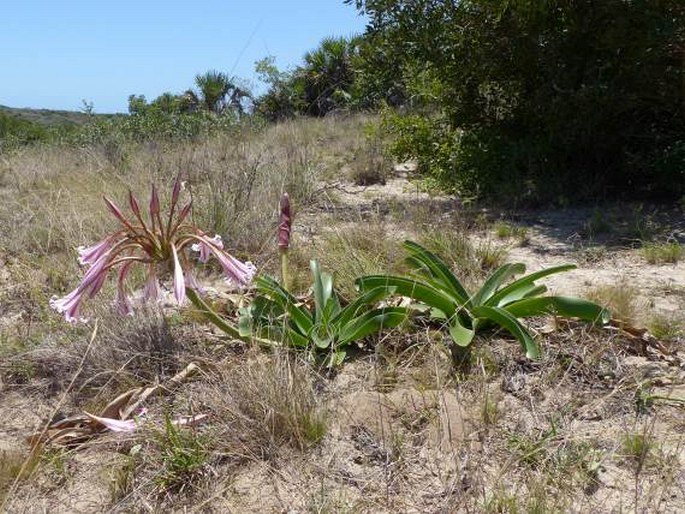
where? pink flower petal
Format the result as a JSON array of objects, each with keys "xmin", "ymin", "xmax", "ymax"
[
  {"xmin": 49, "ymin": 288, "xmax": 87, "ymax": 323},
  {"xmin": 143, "ymin": 266, "xmax": 161, "ymax": 302},
  {"xmin": 77, "ymin": 236, "xmax": 114, "ymax": 266},
  {"xmin": 171, "ymin": 176, "xmax": 182, "ymax": 206},
  {"xmin": 214, "ymin": 251, "xmax": 256, "ymax": 287},
  {"xmin": 149, "ymin": 184, "xmax": 160, "ymax": 216},
  {"xmin": 84, "ymin": 412, "xmax": 137, "ymax": 432},
  {"xmin": 171, "ymin": 245, "xmax": 186, "ymax": 305},
  {"xmin": 191, "ymin": 234, "xmax": 223, "ymax": 263},
  {"xmin": 103, "ymin": 196, "xmax": 130, "ymax": 227},
  {"xmin": 115, "ymin": 261, "xmax": 134, "ymax": 316},
  {"xmin": 184, "ymin": 269, "xmax": 204, "ymax": 295}
]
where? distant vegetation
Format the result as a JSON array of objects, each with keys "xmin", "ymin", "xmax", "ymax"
[{"xmin": 2, "ymin": 0, "xmax": 683, "ymax": 205}]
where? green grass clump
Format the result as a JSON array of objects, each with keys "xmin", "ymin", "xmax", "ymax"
[
  {"xmin": 419, "ymin": 229, "xmax": 508, "ymax": 291},
  {"xmin": 641, "ymin": 242, "xmax": 683, "ymax": 264},
  {"xmin": 493, "ymin": 221, "xmax": 529, "ymax": 243},
  {"xmin": 155, "ymin": 419, "xmax": 209, "ymax": 492},
  {"xmin": 621, "ymin": 433, "xmax": 654, "ymax": 469},
  {"xmin": 647, "ymin": 314, "xmax": 683, "ymax": 340}
]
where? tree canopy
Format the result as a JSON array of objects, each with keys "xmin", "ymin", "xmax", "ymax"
[{"xmin": 347, "ymin": 0, "xmax": 685, "ymax": 203}]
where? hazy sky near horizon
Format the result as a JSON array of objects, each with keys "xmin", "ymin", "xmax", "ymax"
[{"xmin": 0, "ymin": 1, "xmax": 367, "ymax": 113}]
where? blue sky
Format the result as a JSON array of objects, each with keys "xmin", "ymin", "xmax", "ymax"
[{"xmin": 0, "ymin": 1, "xmax": 367, "ymax": 113}]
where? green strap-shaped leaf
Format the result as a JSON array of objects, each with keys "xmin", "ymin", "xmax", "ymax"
[
  {"xmin": 403, "ymin": 240, "xmax": 471, "ymax": 303},
  {"xmin": 486, "ymin": 264, "xmax": 576, "ymax": 307},
  {"xmin": 255, "ymin": 275, "xmax": 313, "ymax": 335},
  {"xmin": 255, "ymin": 275, "xmax": 298, "ymax": 305},
  {"xmin": 285, "ymin": 327, "xmax": 310, "ymax": 347},
  {"xmin": 472, "ymin": 262, "xmax": 526, "ymax": 307},
  {"xmin": 472, "ymin": 305, "xmax": 541, "ymax": 359},
  {"xmin": 331, "ymin": 285, "xmax": 394, "ymax": 328},
  {"xmin": 238, "ymin": 307, "xmax": 253, "ymax": 337},
  {"xmin": 326, "ymin": 350, "xmax": 347, "ymax": 368},
  {"xmin": 310, "ymin": 322, "xmax": 335, "ymax": 349},
  {"xmin": 186, "ymin": 287, "xmax": 277, "ymax": 347},
  {"xmin": 494, "ymin": 283, "xmax": 547, "ymax": 307},
  {"xmin": 186, "ymin": 287, "xmax": 243, "ymax": 339},
  {"xmin": 448, "ymin": 315, "xmax": 476, "ymax": 348},
  {"xmin": 503, "ymin": 296, "xmax": 610, "ymax": 324},
  {"xmin": 356, "ymin": 275, "xmax": 457, "ymax": 318},
  {"xmin": 337, "ymin": 307, "xmax": 407, "ymax": 346},
  {"xmin": 311, "ymin": 260, "xmax": 337, "ymax": 323}
]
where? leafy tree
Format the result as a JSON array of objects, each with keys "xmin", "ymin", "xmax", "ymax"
[
  {"xmin": 0, "ymin": 112, "xmax": 51, "ymax": 149},
  {"xmin": 254, "ymin": 57, "xmax": 305, "ymax": 120},
  {"xmin": 193, "ymin": 70, "xmax": 252, "ymax": 114},
  {"xmin": 347, "ymin": 0, "xmax": 685, "ymax": 203},
  {"xmin": 151, "ymin": 92, "xmax": 183, "ymax": 114},
  {"xmin": 127, "ymin": 94, "xmax": 149, "ymax": 115}
]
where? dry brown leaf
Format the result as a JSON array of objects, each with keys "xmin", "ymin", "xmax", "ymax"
[{"xmin": 27, "ymin": 362, "xmax": 203, "ymax": 448}]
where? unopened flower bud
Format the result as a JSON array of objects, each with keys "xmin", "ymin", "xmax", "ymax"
[{"xmin": 278, "ymin": 193, "xmax": 291, "ymax": 250}]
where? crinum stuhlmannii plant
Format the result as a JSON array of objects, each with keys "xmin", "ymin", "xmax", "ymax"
[{"xmin": 50, "ymin": 177, "xmax": 255, "ymax": 322}]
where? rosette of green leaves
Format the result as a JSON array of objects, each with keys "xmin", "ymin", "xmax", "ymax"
[
  {"xmin": 240, "ymin": 260, "xmax": 407, "ymax": 367},
  {"xmin": 356, "ymin": 241, "xmax": 610, "ymax": 359}
]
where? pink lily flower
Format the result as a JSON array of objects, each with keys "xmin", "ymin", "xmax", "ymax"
[
  {"xmin": 143, "ymin": 265, "xmax": 161, "ymax": 302},
  {"xmin": 208, "ymin": 246, "xmax": 256, "ymax": 286},
  {"xmin": 77, "ymin": 235, "xmax": 116, "ymax": 266},
  {"xmin": 49, "ymin": 287, "xmax": 87, "ymax": 323},
  {"xmin": 191, "ymin": 234, "xmax": 223, "ymax": 263},
  {"xmin": 50, "ymin": 176, "xmax": 257, "ymax": 322}
]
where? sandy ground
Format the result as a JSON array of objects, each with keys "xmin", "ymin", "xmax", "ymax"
[{"xmin": 1, "ymin": 164, "xmax": 684, "ymax": 513}]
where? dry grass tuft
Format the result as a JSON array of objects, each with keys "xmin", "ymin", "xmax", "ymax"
[
  {"xmin": 586, "ymin": 280, "xmax": 641, "ymax": 323},
  {"xmin": 0, "ymin": 448, "xmax": 39, "ymax": 504},
  {"xmin": 204, "ymin": 351, "xmax": 327, "ymax": 461},
  {"xmin": 348, "ymin": 137, "xmax": 390, "ymax": 186},
  {"xmin": 3, "ymin": 307, "xmax": 182, "ymax": 402},
  {"xmin": 316, "ymin": 219, "xmax": 404, "ymax": 299}
]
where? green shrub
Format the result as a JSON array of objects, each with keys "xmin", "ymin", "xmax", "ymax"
[{"xmin": 351, "ymin": 0, "xmax": 685, "ymax": 204}]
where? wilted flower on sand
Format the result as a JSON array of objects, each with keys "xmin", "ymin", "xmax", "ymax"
[{"xmin": 50, "ymin": 177, "xmax": 256, "ymax": 322}]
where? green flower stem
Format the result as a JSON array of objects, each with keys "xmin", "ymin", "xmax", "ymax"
[
  {"xmin": 280, "ymin": 248, "xmax": 290, "ymax": 290},
  {"xmin": 185, "ymin": 287, "xmax": 277, "ymax": 347}
]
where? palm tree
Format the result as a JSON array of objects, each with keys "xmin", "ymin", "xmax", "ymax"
[
  {"xmin": 302, "ymin": 37, "xmax": 358, "ymax": 115},
  {"xmin": 226, "ymin": 84, "xmax": 253, "ymax": 115},
  {"xmin": 194, "ymin": 70, "xmax": 233, "ymax": 113}
]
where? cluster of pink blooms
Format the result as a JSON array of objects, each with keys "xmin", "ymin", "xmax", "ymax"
[{"xmin": 50, "ymin": 178, "xmax": 256, "ymax": 322}]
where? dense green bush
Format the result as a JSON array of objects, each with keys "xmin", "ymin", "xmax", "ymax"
[
  {"xmin": 0, "ymin": 112, "xmax": 55, "ymax": 151},
  {"xmin": 349, "ymin": 0, "xmax": 685, "ymax": 204},
  {"xmin": 68, "ymin": 110, "xmax": 240, "ymax": 147}
]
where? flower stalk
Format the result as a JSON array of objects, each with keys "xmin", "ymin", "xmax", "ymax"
[{"xmin": 278, "ymin": 192, "xmax": 292, "ymax": 290}]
